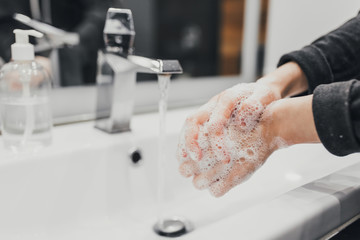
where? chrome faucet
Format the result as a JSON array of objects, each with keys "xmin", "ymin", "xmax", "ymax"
[{"xmin": 95, "ymin": 8, "xmax": 183, "ymax": 133}]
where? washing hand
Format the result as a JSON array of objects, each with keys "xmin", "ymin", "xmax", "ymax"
[
  {"xmin": 182, "ymin": 81, "xmax": 280, "ymax": 162},
  {"xmin": 177, "ymin": 62, "xmax": 318, "ymax": 197},
  {"xmin": 177, "ymin": 83, "xmax": 319, "ymax": 197},
  {"xmin": 177, "ymin": 81, "xmax": 282, "ymax": 197}
]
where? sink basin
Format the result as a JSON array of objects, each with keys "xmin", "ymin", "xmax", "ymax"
[{"xmin": 0, "ymin": 107, "xmax": 359, "ymax": 240}]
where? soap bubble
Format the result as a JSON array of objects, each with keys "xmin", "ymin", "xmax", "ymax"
[{"xmin": 177, "ymin": 83, "xmax": 289, "ymax": 197}]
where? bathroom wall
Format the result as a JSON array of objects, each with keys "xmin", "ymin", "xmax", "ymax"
[
  {"xmin": 264, "ymin": 0, "xmax": 360, "ymax": 73},
  {"xmin": 123, "ymin": 0, "xmax": 221, "ymax": 78}
]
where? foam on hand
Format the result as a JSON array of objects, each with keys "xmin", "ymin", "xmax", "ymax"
[{"xmin": 177, "ymin": 83, "xmax": 288, "ymax": 197}]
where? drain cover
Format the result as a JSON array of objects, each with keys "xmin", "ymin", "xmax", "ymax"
[{"xmin": 153, "ymin": 217, "xmax": 193, "ymax": 237}]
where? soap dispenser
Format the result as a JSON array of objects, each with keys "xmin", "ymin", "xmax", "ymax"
[{"xmin": 0, "ymin": 29, "xmax": 52, "ymax": 152}]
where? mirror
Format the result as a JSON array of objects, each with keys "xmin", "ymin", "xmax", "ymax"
[
  {"xmin": 119, "ymin": 0, "xmax": 269, "ymax": 81},
  {"xmin": 0, "ymin": 0, "xmax": 269, "ymax": 87}
]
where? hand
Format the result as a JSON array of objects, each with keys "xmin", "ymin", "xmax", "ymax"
[
  {"xmin": 177, "ymin": 81, "xmax": 281, "ymax": 197},
  {"xmin": 177, "ymin": 93, "xmax": 319, "ymax": 197},
  {"xmin": 177, "ymin": 62, "xmax": 313, "ymax": 197},
  {"xmin": 179, "ymin": 81, "xmax": 280, "ymax": 163}
]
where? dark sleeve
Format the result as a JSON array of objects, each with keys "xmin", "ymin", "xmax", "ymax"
[
  {"xmin": 277, "ymin": 13, "xmax": 360, "ymax": 156},
  {"xmin": 312, "ymin": 80, "xmax": 360, "ymax": 156},
  {"xmin": 278, "ymin": 12, "xmax": 360, "ymax": 93}
]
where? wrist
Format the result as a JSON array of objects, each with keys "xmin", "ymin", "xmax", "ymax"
[
  {"xmin": 265, "ymin": 95, "xmax": 320, "ymax": 147},
  {"xmin": 259, "ymin": 62, "xmax": 308, "ymax": 98}
]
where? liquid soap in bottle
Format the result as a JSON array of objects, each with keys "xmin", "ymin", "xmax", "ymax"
[{"xmin": 0, "ymin": 29, "xmax": 52, "ymax": 152}]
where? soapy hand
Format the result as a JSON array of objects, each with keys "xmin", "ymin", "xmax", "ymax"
[{"xmin": 177, "ymin": 81, "xmax": 282, "ymax": 197}]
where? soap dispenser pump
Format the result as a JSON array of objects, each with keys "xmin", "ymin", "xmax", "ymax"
[{"xmin": 0, "ymin": 29, "xmax": 53, "ymax": 152}]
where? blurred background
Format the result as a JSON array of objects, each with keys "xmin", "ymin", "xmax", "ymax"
[
  {"xmin": 0, "ymin": 0, "xmax": 270, "ymax": 86},
  {"xmin": 124, "ymin": 0, "xmax": 269, "ymax": 80},
  {"xmin": 2, "ymin": 0, "xmax": 360, "ymax": 87},
  {"xmin": 1, "ymin": 0, "xmax": 360, "ymax": 123}
]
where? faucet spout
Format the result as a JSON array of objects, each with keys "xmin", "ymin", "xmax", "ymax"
[
  {"xmin": 127, "ymin": 55, "xmax": 183, "ymax": 74},
  {"xmin": 104, "ymin": 54, "xmax": 183, "ymax": 75}
]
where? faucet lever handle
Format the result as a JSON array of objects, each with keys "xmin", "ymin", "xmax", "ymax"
[{"xmin": 104, "ymin": 8, "xmax": 135, "ymax": 57}]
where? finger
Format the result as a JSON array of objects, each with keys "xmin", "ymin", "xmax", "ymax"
[
  {"xmin": 209, "ymin": 176, "xmax": 232, "ymax": 198},
  {"xmin": 206, "ymin": 91, "xmax": 246, "ymax": 163},
  {"xmin": 208, "ymin": 93, "xmax": 238, "ymax": 135},
  {"xmin": 179, "ymin": 160, "xmax": 199, "ymax": 178},
  {"xmin": 184, "ymin": 110, "xmax": 210, "ymax": 161},
  {"xmin": 177, "ymin": 124, "xmax": 191, "ymax": 163},
  {"xmin": 209, "ymin": 162, "xmax": 256, "ymax": 197},
  {"xmin": 210, "ymin": 134, "xmax": 231, "ymax": 164},
  {"xmin": 208, "ymin": 164, "xmax": 242, "ymax": 197},
  {"xmin": 184, "ymin": 95, "xmax": 219, "ymax": 161},
  {"xmin": 176, "ymin": 141, "xmax": 189, "ymax": 164},
  {"xmin": 236, "ymin": 85, "xmax": 279, "ymax": 127},
  {"xmin": 208, "ymin": 84, "xmax": 254, "ymax": 133},
  {"xmin": 192, "ymin": 162, "xmax": 224, "ymax": 190},
  {"xmin": 235, "ymin": 98, "xmax": 263, "ymax": 130}
]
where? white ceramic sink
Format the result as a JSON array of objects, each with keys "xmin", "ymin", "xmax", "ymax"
[{"xmin": 0, "ymin": 107, "xmax": 359, "ymax": 240}]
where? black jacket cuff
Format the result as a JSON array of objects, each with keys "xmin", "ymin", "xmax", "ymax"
[{"xmin": 313, "ymin": 80, "xmax": 360, "ymax": 156}]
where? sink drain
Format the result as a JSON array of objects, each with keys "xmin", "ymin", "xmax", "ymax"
[{"xmin": 153, "ymin": 217, "xmax": 193, "ymax": 237}]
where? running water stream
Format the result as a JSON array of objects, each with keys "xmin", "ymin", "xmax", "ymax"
[
  {"xmin": 156, "ymin": 74, "xmax": 170, "ymax": 227},
  {"xmin": 154, "ymin": 74, "xmax": 192, "ymax": 237}
]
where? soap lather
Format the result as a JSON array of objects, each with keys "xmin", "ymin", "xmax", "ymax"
[{"xmin": 0, "ymin": 29, "xmax": 53, "ymax": 152}]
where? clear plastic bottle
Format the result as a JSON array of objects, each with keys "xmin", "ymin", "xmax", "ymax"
[{"xmin": 0, "ymin": 30, "xmax": 52, "ymax": 152}]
